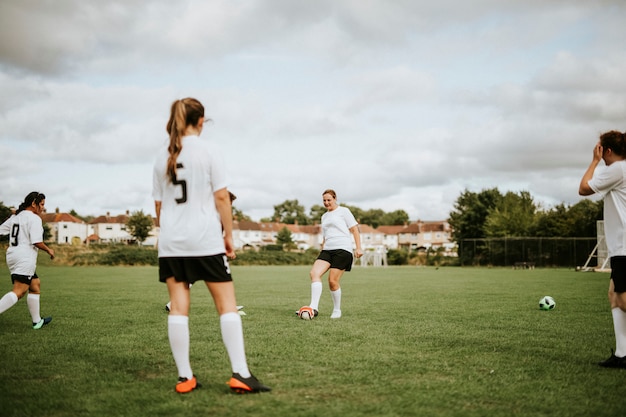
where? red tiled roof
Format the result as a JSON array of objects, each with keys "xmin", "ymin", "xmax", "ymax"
[
  {"xmin": 89, "ymin": 214, "xmax": 129, "ymax": 224},
  {"xmin": 40, "ymin": 212, "xmax": 85, "ymax": 224}
]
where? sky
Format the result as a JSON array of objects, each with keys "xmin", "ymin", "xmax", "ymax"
[{"xmin": 1, "ymin": 0, "xmax": 625, "ymax": 222}]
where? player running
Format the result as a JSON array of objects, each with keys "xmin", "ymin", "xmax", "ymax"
[{"xmin": 0, "ymin": 192, "xmax": 55, "ymax": 329}]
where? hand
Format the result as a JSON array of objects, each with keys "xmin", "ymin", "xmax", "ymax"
[
  {"xmin": 48, "ymin": 249, "xmax": 55, "ymax": 260},
  {"xmin": 224, "ymin": 236, "xmax": 236, "ymax": 259},
  {"xmin": 593, "ymin": 141, "xmax": 603, "ymax": 162},
  {"xmin": 354, "ymin": 249, "xmax": 363, "ymax": 259}
]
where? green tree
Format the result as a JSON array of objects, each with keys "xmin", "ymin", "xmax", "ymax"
[
  {"xmin": 309, "ymin": 204, "xmax": 326, "ymax": 224},
  {"xmin": 272, "ymin": 200, "xmax": 309, "ymax": 224},
  {"xmin": 276, "ymin": 227, "xmax": 296, "ymax": 251},
  {"xmin": 360, "ymin": 208, "xmax": 385, "ymax": 228},
  {"xmin": 484, "ymin": 191, "xmax": 536, "ymax": 237},
  {"xmin": 232, "ymin": 206, "xmax": 251, "ymax": 221},
  {"xmin": 0, "ymin": 201, "xmax": 12, "ymax": 223},
  {"xmin": 0, "ymin": 202, "xmax": 12, "ymax": 243},
  {"xmin": 566, "ymin": 199, "xmax": 603, "ymax": 237},
  {"xmin": 381, "ymin": 209, "xmax": 410, "ymax": 226},
  {"xmin": 449, "ymin": 188, "xmax": 504, "ymax": 241},
  {"xmin": 532, "ymin": 204, "xmax": 570, "ymax": 237},
  {"xmin": 126, "ymin": 210, "xmax": 154, "ymax": 244}
]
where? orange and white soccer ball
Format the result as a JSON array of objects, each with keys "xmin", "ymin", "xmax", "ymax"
[{"xmin": 298, "ymin": 306, "xmax": 315, "ymax": 320}]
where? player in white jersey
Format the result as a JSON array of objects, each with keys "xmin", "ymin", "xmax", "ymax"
[
  {"xmin": 153, "ymin": 98, "xmax": 270, "ymax": 394},
  {"xmin": 579, "ymin": 130, "xmax": 626, "ymax": 369},
  {"xmin": 0, "ymin": 192, "xmax": 55, "ymax": 329},
  {"xmin": 304, "ymin": 189, "xmax": 363, "ymax": 319}
]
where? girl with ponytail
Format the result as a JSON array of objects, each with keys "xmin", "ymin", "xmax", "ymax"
[
  {"xmin": 0, "ymin": 191, "xmax": 55, "ymax": 329},
  {"xmin": 152, "ymin": 98, "xmax": 270, "ymax": 394}
]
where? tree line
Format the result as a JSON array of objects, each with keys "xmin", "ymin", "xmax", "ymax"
[
  {"xmin": 448, "ymin": 188, "xmax": 602, "ymax": 242},
  {"xmin": 1, "ymin": 189, "xmax": 602, "ymax": 245}
]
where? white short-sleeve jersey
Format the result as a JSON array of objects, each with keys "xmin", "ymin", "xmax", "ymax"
[
  {"xmin": 321, "ymin": 206, "xmax": 358, "ymax": 252},
  {"xmin": 0, "ymin": 211, "xmax": 44, "ymax": 276},
  {"xmin": 588, "ymin": 160, "xmax": 626, "ymax": 257},
  {"xmin": 152, "ymin": 135, "xmax": 229, "ymax": 257}
]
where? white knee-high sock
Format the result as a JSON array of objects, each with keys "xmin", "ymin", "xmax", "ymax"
[
  {"xmin": 220, "ymin": 312, "xmax": 250, "ymax": 378},
  {"xmin": 168, "ymin": 315, "xmax": 193, "ymax": 379},
  {"xmin": 612, "ymin": 307, "xmax": 626, "ymax": 357},
  {"xmin": 0, "ymin": 292, "xmax": 19, "ymax": 314},
  {"xmin": 27, "ymin": 293, "xmax": 41, "ymax": 323},
  {"xmin": 309, "ymin": 282, "xmax": 323, "ymax": 310},
  {"xmin": 331, "ymin": 288, "xmax": 342, "ymax": 312}
]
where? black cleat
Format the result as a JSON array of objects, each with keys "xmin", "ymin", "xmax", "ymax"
[
  {"xmin": 228, "ymin": 373, "xmax": 271, "ymax": 394},
  {"xmin": 598, "ymin": 349, "xmax": 626, "ymax": 369},
  {"xmin": 33, "ymin": 316, "xmax": 52, "ymax": 330}
]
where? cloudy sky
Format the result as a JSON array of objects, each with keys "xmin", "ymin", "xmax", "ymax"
[{"xmin": 1, "ymin": 1, "xmax": 625, "ymax": 222}]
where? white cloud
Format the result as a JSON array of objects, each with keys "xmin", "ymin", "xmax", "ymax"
[{"xmin": 1, "ymin": 0, "xmax": 625, "ymax": 222}]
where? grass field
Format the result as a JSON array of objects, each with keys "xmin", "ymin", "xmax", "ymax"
[{"xmin": 0, "ymin": 262, "xmax": 624, "ymax": 417}]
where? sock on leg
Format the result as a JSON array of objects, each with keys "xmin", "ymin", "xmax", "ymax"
[
  {"xmin": 168, "ymin": 315, "xmax": 193, "ymax": 379},
  {"xmin": 330, "ymin": 288, "xmax": 342, "ymax": 312},
  {"xmin": 0, "ymin": 292, "xmax": 19, "ymax": 314},
  {"xmin": 309, "ymin": 282, "xmax": 322, "ymax": 311},
  {"xmin": 612, "ymin": 307, "xmax": 626, "ymax": 357},
  {"xmin": 27, "ymin": 293, "xmax": 41, "ymax": 323},
  {"xmin": 220, "ymin": 312, "xmax": 251, "ymax": 378}
]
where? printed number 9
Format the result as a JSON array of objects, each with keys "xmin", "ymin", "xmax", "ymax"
[{"xmin": 10, "ymin": 224, "xmax": 19, "ymax": 246}]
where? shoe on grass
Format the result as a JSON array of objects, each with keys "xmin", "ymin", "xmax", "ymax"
[
  {"xmin": 229, "ymin": 373, "xmax": 271, "ymax": 394},
  {"xmin": 598, "ymin": 349, "xmax": 626, "ymax": 369},
  {"xmin": 175, "ymin": 375, "xmax": 201, "ymax": 393},
  {"xmin": 330, "ymin": 310, "xmax": 342, "ymax": 319},
  {"xmin": 33, "ymin": 316, "xmax": 52, "ymax": 330}
]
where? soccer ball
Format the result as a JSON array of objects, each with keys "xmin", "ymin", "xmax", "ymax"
[
  {"xmin": 298, "ymin": 306, "xmax": 315, "ymax": 320},
  {"xmin": 539, "ymin": 296, "xmax": 556, "ymax": 310}
]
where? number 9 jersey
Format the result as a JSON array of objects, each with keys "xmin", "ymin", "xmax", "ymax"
[
  {"xmin": 0, "ymin": 211, "xmax": 44, "ymax": 276},
  {"xmin": 152, "ymin": 135, "xmax": 230, "ymax": 258}
]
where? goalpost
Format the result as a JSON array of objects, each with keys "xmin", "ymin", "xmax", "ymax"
[{"xmin": 579, "ymin": 221, "xmax": 610, "ymax": 272}]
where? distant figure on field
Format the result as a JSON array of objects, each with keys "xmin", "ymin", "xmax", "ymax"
[{"xmin": 302, "ymin": 189, "xmax": 363, "ymax": 319}]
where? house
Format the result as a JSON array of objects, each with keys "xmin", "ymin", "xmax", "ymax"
[
  {"xmin": 40, "ymin": 209, "xmax": 88, "ymax": 245},
  {"xmin": 88, "ymin": 212, "xmax": 132, "ymax": 244}
]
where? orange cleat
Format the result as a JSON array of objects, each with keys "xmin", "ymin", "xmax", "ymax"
[{"xmin": 175, "ymin": 375, "xmax": 201, "ymax": 393}]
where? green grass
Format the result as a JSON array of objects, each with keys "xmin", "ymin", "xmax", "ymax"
[{"xmin": 0, "ymin": 263, "xmax": 624, "ymax": 417}]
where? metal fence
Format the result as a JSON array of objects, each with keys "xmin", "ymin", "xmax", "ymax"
[{"xmin": 458, "ymin": 237, "xmax": 597, "ymax": 268}]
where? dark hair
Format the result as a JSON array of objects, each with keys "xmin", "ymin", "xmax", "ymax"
[
  {"xmin": 600, "ymin": 130, "xmax": 626, "ymax": 157},
  {"xmin": 165, "ymin": 98, "xmax": 208, "ymax": 183},
  {"xmin": 16, "ymin": 192, "xmax": 45, "ymax": 214}
]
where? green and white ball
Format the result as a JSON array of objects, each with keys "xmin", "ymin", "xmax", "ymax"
[{"xmin": 539, "ymin": 296, "xmax": 556, "ymax": 310}]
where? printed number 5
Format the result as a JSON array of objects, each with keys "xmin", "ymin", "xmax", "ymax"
[{"xmin": 174, "ymin": 163, "xmax": 187, "ymax": 204}]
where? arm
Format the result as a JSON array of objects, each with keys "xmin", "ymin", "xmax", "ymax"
[
  {"xmin": 579, "ymin": 141, "xmax": 603, "ymax": 196},
  {"xmin": 34, "ymin": 242, "xmax": 54, "ymax": 260},
  {"xmin": 154, "ymin": 201, "xmax": 162, "ymax": 227},
  {"xmin": 215, "ymin": 188, "xmax": 236, "ymax": 259},
  {"xmin": 349, "ymin": 225, "xmax": 363, "ymax": 259}
]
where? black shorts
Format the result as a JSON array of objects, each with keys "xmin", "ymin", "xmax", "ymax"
[
  {"xmin": 610, "ymin": 256, "xmax": 626, "ymax": 293},
  {"xmin": 159, "ymin": 255, "xmax": 233, "ymax": 284},
  {"xmin": 11, "ymin": 272, "xmax": 38, "ymax": 285},
  {"xmin": 316, "ymin": 249, "xmax": 354, "ymax": 272}
]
